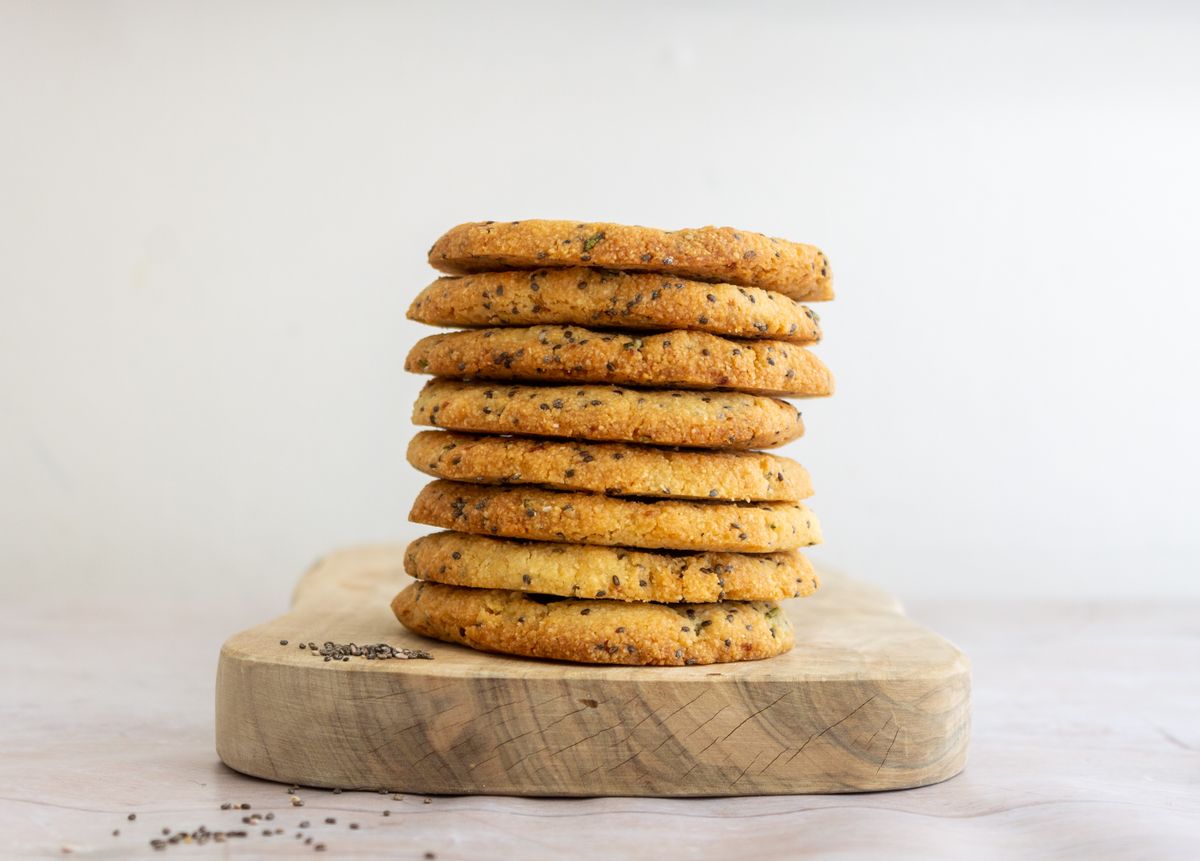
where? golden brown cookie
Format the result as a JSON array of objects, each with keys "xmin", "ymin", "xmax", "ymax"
[
  {"xmin": 405, "ymin": 326, "xmax": 835, "ymax": 397},
  {"xmin": 392, "ymin": 580, "xmax": 795, "ymax": 666},
  {"xmin": 407, "ymin": 431, "xmax": 812, "ymax": 502},
  {"xmin": 427, "ymin": 220, "xmax": 833, "ymax": 301},
  {"xmin": 412, "ymin": 380, "xmax": 805, "ymax": 450},
  {"xmin": 409, "ymin": 480, "xmax": 821, "ymax": 552},
  {"xmin": 405, "ymin": 531, "xmax": 819, "ymax": 602},
  {"xmin": 407, "ymin": 268, "xmax": 822, "ymax": 344}
]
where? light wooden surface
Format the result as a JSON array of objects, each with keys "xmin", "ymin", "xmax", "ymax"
[
  {"xmin": 216, "ymin": 546, "xmax": 970, "ymax": 796},
  {"xmin": 3, "ymin": 576, "xmax": 1197, "ymax": 859}
]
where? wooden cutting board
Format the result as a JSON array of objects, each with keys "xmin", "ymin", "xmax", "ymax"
[{"xmin": 216, "ymin": 546, "xmax": 970, "ymax": 796}]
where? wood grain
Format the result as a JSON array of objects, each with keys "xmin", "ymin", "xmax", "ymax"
[{"xmin": 215, "ymin": 545, "xmax": 970, "ymax": 796}]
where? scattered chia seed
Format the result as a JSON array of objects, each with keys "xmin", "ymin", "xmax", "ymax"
[
  {"xmin": 142, "ymin": 824, "xmax": 249, "ymax": 850},
  {"xmin": 287, "ymin": 641, "xmax": 431, "ymax": 661}
]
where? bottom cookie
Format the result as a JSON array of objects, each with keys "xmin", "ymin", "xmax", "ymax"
[{"xmin": 391, "ymin": 581, "xmax": 795, "ymax": 666}]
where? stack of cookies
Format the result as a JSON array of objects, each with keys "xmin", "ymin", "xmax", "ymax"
[{"xmin": 392, "ymin": 220, "xmax": 834, "ymax": 666}]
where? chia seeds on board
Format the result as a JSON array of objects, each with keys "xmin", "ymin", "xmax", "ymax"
[{"xmin": 286, "ymin": 640, "xmax": 432, "ymax": 661}]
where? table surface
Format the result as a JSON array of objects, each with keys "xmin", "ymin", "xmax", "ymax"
[{"xmin": 3, "ymin": 585, "xmax": 1197, "ymax": 860}]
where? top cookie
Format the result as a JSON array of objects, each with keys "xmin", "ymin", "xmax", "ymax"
[
  {"xmin": 407, "ymin": 268, "xmax": 822, "ymax": 344},
  {"xmin": 427, "ymin": 220, "xmax": 833, "ymax": 302}
]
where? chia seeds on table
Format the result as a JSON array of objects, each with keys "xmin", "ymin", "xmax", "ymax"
[
  {"xmin": 147, "ymin": 826, "xmax": 249, "ymax": 849},
  {"xmin": 283, "ymin": 640, "xmax": 431, "ymax": 661},
  {"xmin": 118, "ymin": 785, "xmax": 421, "ymax": 854}
]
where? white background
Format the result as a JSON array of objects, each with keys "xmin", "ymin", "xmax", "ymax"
[{"xmin": 2, "ymin": 1, "xmax": 1198, "ymax": 602}]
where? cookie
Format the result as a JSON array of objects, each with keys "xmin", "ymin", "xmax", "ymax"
[
  {"xmin": 392, "ymin": 580, "xmax": 795, "ymax": 666},
  {"xmin": 427, "ymin": 220, "xmax": 833, "ymax": 302},
  {"xmin": 412, "ymin": 380, "xmax": 805, "ymax": 450},
  {"xmin": 407, "ymin": 431, "xmax": 812, "ymax": 502},
  {"xmin": 405, "ymin": 531, "xmax": 819, "ymax": 602},
  {"xmin": 405, "ymin": 326, "xmax": 835, "ymax": 397},
  {"xmin": 409, "ymin": 480, "xmax": 821, "ymax": 552},
  {"xmin": 407, "ymin": 268, "xmax": 822, "ymax": 344}
]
